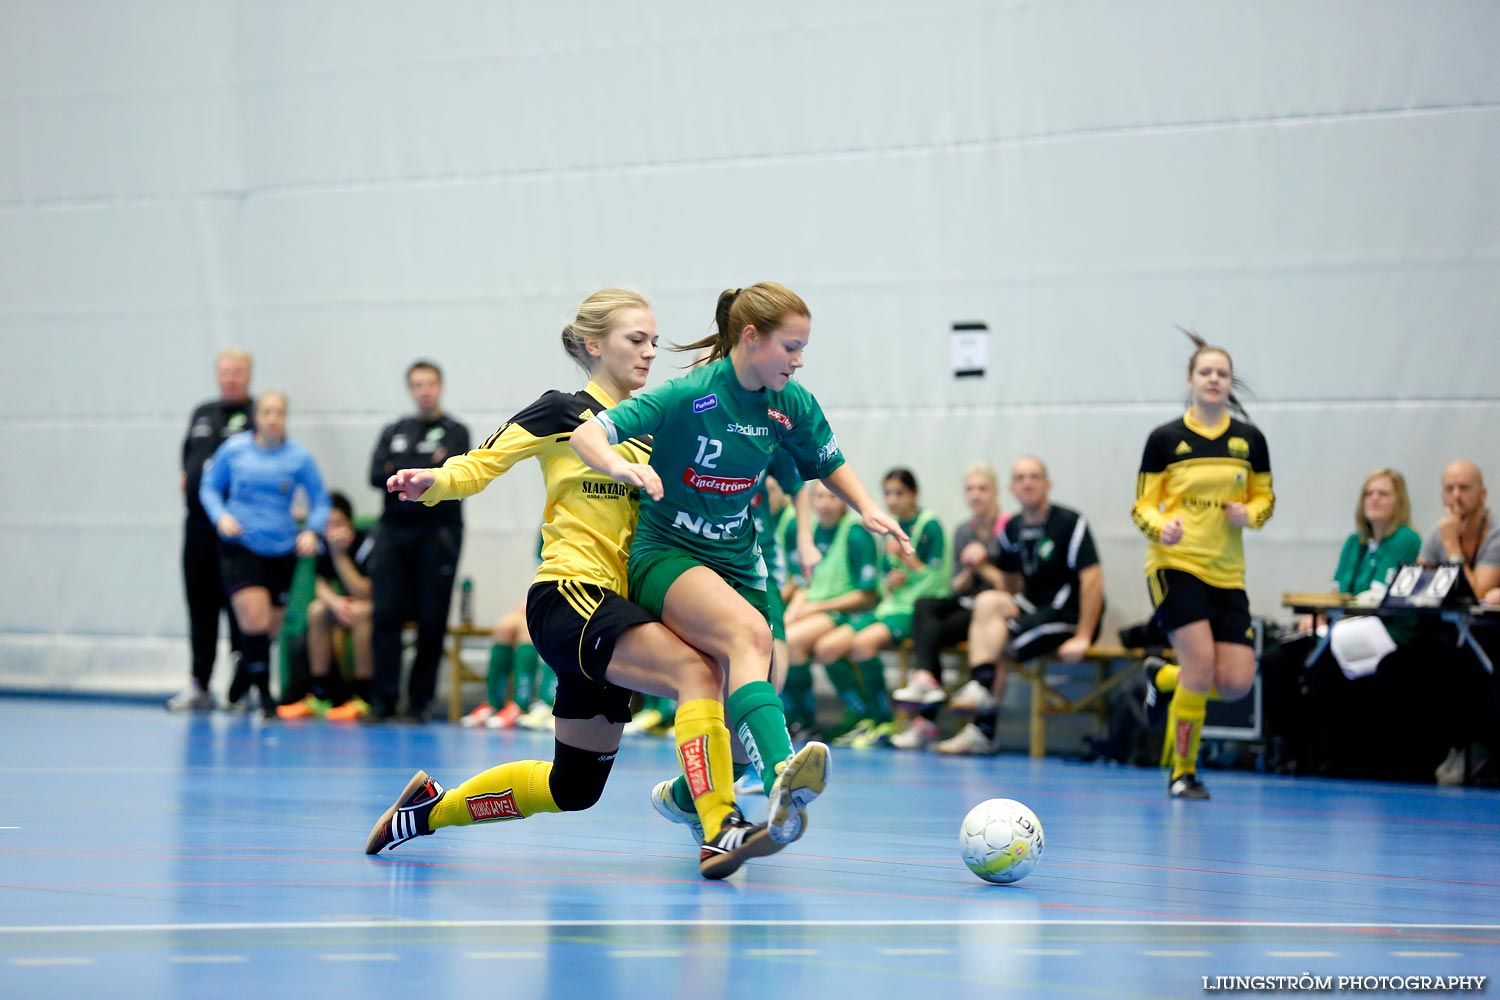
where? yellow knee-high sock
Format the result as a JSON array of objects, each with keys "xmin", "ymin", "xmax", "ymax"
[
  {"xmin": 1154, "ymin": 665, "xmax": 1219, "ymax": 700},
  {"xmin": 427, "ymin": 760, "xmax": 559, "ymax": 830},
  {"xmin": 1169, "ymin": 688, "xmax": 1209, "ymax": 779},
  {"xmin": 674, "ymin": 698, "xmax": 736, "ymax": 842}
]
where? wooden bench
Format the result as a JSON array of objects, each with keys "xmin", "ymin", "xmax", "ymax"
[
  {"xmin": 1011, "ymin": 645, "xmax": 1172, "ymax": 759},
  {"xmin": 896, "ymin": 640, "xmax": 1172, "ymax": 759},
  {"xmin": 445, "ymin": 623, "xmax": 494, "ymax": 722}
]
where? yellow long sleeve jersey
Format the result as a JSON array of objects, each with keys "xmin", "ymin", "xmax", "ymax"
[
  {"xmin": 1131, "ymin": 410, "xmax": 1274, "ymax": 591},
  {"xmin": 419, "ymin": 381, "xmax": 651, "ymax": 597}
]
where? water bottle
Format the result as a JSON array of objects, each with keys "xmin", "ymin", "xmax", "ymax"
[{"xmin": 459, "ymin": 576, "xmax": 474, "ymax": 627}]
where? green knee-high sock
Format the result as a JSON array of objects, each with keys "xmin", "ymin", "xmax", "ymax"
[
  {"xmin": 512, "ymin": 644, "xmax": 539, "ymax": 710},
  {"xmin": 538, "ymin": 666, "xmax": 558, "ymax": 707},
  {"xmin": 728, "ymin": 681, "xmax": 795, "ymax": 796},
  {"xmin": 823, "ymin": 659, "xmax": 868, "ymax": 718},
  {"xmin": 855, "ymin": 656, "xmax": 892, "ymax": 723},
  {"xmin": 782, "ymin": 661, "xmax": 817, "ymax": 727},
  {"xmin": 486, "ymin": 644, "xmax": 514, "ymax": 708}
]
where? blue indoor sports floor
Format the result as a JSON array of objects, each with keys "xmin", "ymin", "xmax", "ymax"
[{"xmin": 2, "ymin": 697, "xmax": 1496, "ymax": 999}]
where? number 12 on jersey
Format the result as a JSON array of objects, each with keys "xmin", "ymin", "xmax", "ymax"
[{"xmin": 694, "ymin": 436, "xmax": 722, "ymax": 468}]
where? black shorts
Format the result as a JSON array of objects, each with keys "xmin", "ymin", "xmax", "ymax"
[
  {"xmin": 1148, "ymin": 568, "xmax": 1254, "ymax": 647},
  {"xmin": 525, "ymin": 580, "xmax": 650, "ymax": 723},
  {"xmin": 1006, "ymin": 599, "xmax": 1089, "ymax": 662},
  {"xmin": 219, "ymin": 541, "xmax": 298, "ymax": 607}
]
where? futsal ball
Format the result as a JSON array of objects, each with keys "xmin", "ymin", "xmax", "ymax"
[{"xmin": 959, "ymin": 798, "xmax": 1044, "ymax": 884}]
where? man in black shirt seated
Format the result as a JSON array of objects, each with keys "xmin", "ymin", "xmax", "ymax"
[
  {"xmin": 937, "ymin": 456, "xmax": 1105, "ymax": 756},
  {"xmin": 278, "ymin": 492, "xmax": 377, "ymax": 720}
]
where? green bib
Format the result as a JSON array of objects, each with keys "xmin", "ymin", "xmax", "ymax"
[
  {"xmin": 805, "ymin": 514, "xmax": 861, "ymax": 602},
  {"xmin": 876, "ymin": 509, "xmax": 952, "ymax": 616}
]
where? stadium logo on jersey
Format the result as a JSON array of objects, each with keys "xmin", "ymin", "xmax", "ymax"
[
  {"xmin": 693, "ymin": 394, "xmax": 719, "ymax": 413},
  {"xmin": 679, "ymin": 735, "xmax": 713, "ymax": 799},
  {"xmin": 1175, "ymin": 440, "xmax": 1192, "ymax": 455},
  {"xmin": 767, "ymin": 407, "xmax": 793, "ymax": 430},
  {"xmin": 816, "ymin": 435, "xmax": 841, "ymax": 467},
  {"xmin": 727, "ymin": 422, "xmax": 769, "ymax": 437},
  {"xmin": 683, "ymin": 468, "xmax": 757, "ymax": 494},
  {"xmin": 465, "ymin": 790, "xmax": 521, "ymax": 823},
  {"xmin": 1228, "ymin": 436, "xmax": 1250, "ymax": 458},
  {"xmin": 673, "ymin": 508, "xmax": 749, "ymax": 540}
]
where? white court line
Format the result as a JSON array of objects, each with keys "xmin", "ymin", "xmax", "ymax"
[
  {"xmin": 1392, "ymin": 951, "xmax": 1462, "ymax": 958},
  {"xmin": 318, "ymin": 953, "xmax": 397, "ymax": 962},
  {"xmin": 0, "ymin": 826, "xmax": 19, "ymax": 830},
  {"xmin": 1269, "ymin": 951, "xmax": 1338, "ymax": 958},
  {"xmin": 168, "ymin": 956, "xmax": 249, "ymax": 964},
  {"xmin": 8, "ymin": 957, "xmax": 94, "ymax": 966},
  {"xmin": 467, "ymin": 952, "xmax": 544, "ymax": 960},
  {"xmin": 609, "ymin": 950, "xmax": 683, "ymax": 958},
  {"xmin": 1015, "ymin": 949, "xmax": 1084, "ymax": 956},
  {"xmin": 2, "ymin": 919, "xmax": 1498, "ymax": 934},
  {"xmin": 745, "ymin": 948, "xmax": 819, "ymax": 957},
  {"xmin": 1143, "ymin": 950, "xmax": 1211, "ymax": 958},
  {"xmin": 879, "ymin": 948, "xmax": 952, "ymax": 956}
]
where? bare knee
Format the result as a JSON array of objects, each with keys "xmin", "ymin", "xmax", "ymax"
[
  {"xmin": 1214, "ymin": 646, "xmax": 1257, "ymax": 700},
  {"xmin": 675, "ymin": 650, "xmax": 724, "ymax": 693},
  {"xmin": 973, "ymin": 589, "xmax": 1015, "ymax": 621},
  {"xmin": 850, "ymin": 632, "xmax": 888, "ymax": 662},
  {"xmin": 812, "ymin": 630, "xmax": 849, "ymax": 665}
]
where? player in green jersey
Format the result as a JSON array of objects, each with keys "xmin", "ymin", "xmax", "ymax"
[
  {"xmin": 810, "ymin": 468, "xmax": 951, "ymax": 747},
  {"xmin": 785, "ymin": 481, "xmax": 881, "ymax": 740},
  {"xmin": 571, "ymin": 281, "xmax": 910, "ymax": 844}
]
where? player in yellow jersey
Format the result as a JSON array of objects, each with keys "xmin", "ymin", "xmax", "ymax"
[
  {"xmin": 364, "ymin": 289, "xmax": 780, "ymax": 879},
  {"xmin": 1132, "ymin": 334, "xmax": 1274, "ymax": 800}
]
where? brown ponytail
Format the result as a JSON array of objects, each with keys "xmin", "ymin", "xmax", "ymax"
[
  {"xmin": 1178, "ymin": 325, "xmax": 1253, "ymax": 422},
  {"xmin": 674, "ymin": 281, "xmax": 810, "ymax": 364}
]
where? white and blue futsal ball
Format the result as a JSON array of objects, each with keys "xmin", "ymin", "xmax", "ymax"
[{"xmin": 959, "ymin": 798, "xmax": 1044, "ymax": 884}]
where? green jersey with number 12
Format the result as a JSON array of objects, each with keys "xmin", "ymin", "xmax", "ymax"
[{"xmin": 594, "ymin": 357, "xmax": 845, "ymax": 591}]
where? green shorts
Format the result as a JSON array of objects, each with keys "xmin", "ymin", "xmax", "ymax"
[
  {"xmin": 629, "ymin": 548, "xmax": 773, "ymax": 636},
  {"xmin": 766, "ymin": 584, "xmax": 786, "ymax": 643},
  {"xmin": 829, "ymin": 610, "xmax": 872, "ymax": 631},
  {"xmin": 834, "ymin": 610, "xmax": 913, "ymax": 644}
]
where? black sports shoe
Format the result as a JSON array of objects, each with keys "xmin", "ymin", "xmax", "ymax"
[
  {"xmin": 1142, "ymin": 656, "xmax": 1170, "ymax": 727},
  {"xmin": 698, "ymin": 809, "xmax": 786, "ymax": 880},
  {"xmin": 361, "ymin": 702, "xmax": 401, "ymax": 725},
  {"xmin": 1169, "ymin": 772, "xmax": 1211, "ymax": 800},
  {"xmin": 365, "ymin": 770, "xmax": 445, "ymax": 853}
]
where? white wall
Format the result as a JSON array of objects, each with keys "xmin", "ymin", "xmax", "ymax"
[{"xmin": 2, "ymin": 0, "xmax": 1497, "ymax": 693}]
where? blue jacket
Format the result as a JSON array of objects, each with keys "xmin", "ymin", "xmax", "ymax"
[{"xmin": 199, "ymin": 433, "xmax": 330, "ymax": 557}]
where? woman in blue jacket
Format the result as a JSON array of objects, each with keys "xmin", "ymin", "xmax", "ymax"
[{"xmin": 201, "ymin": 391, "xmax": 330, "ymax": 715}]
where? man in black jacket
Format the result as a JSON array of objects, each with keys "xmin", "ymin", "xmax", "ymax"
[
  {"xmin": 171, "ymin": 348, "xmax": 254, "ymax": 711},
  {"xmin": 367, "ymin": 360, "xmax": 470, "ymax": 722}
]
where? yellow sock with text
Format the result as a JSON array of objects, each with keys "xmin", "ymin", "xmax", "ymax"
[
  {"xmin": 1169, "ymin": 688, "xmax": 1209, "ymax": 780},
  {"xmin": 673, "ymin": 698, "xmax": 736, "ymax": 843},
  {"xmin": 427, "ymin": 760, "xmax": 559, "ymax": 829}
]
